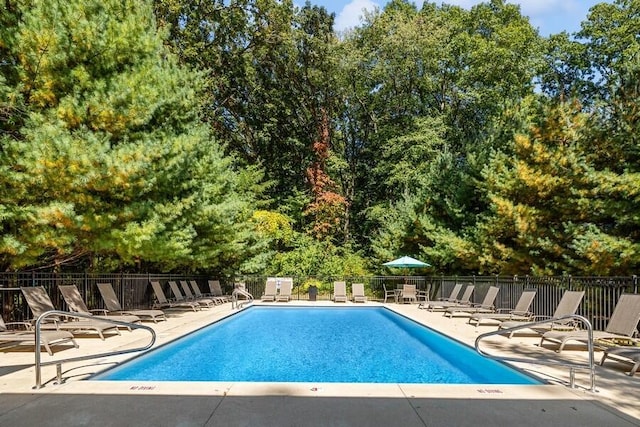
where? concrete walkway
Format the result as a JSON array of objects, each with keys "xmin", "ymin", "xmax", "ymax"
[{"xmin": 1, "ymin": 301, "xmax": 639, "ymax": 426}]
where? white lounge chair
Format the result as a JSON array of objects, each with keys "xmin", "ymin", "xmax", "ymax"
[
  {"xmin": 333, "ymin": 281, "xmax": 347, "ymax": 303},
  {"xmin": 261, "ymin": 279, "xmax": 277, "ymax": 302},
  {"xmin": 276, "ymin": 279, "xmax": 293, "ymax": 302},
  {"xmin": 352, "ymin": 283, "xmax": 367, "ymax": 303}
]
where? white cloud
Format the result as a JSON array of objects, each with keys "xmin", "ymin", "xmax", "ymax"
[
  {"xmin": 334, "ymin": 0, "xmax": 380, "ymax": 32},
  {"xmin": 514, "ymin": 0, "xmax": 581, "ymax": 16},
  {"xmin": 432, "ymin": 0, "xmax": 598, "ymax": 35},
  {"xmin": 433, "ymin": 0, "xmax": 573, "ymax": 14},
  {"xmin": 434, "ymin": 0, "xmax": 590, "ymax": 14},
  {"xmin": 327, "ymin": 0, "xmax": 605, "ymax": 36}
]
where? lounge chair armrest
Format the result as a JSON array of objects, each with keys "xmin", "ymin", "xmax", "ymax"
[
  {"xmin": 27, "ymin": 317, "xmax": 60, "ymax": 328},
  {"xmin": 470, "ymin": 303, "xmax": 493, "ymax": 308},
  {"xmin": 530, "ymin": 315, "xmax": 552, "ymax": 321},
  {"xmin": 4, "ymin": 321, "xmax": 33, "ymax": 331},
  {"xmin": 510, "ymin": 310, "xmax": 532, "ymax": 317},
  {"xmin": 495, "ymin": 308, "xmax": 514, "ymax": 313},
  {"xmin": 90, "ymin": 308, "xmax": 108, "ymax": 315}
]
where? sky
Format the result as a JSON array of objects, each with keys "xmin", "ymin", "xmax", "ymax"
[{"xmin": 300, "ymin": 0, "xmax": 613, "ymax": 36}]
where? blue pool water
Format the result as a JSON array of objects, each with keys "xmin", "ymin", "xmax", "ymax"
[{"xmin": 94, "ymin": 307, "xmax": 539, "ymax": 384}]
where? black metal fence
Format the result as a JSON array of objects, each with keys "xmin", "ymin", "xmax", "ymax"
[
  {"xmin": 0, "ymin": 272, "xmax": 225, "ymax": 322},
  {"xmin": 1, "ymin": 273, "xmax": 638, "ymax": 334}
]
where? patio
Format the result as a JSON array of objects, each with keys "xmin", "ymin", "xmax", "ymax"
[{"xmin": 0, "ymin": 300, "xmax": 639, "ymax": 426}]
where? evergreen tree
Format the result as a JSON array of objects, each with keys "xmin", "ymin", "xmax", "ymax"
[{"xmin": 0, "ymin": 0, "xmax": 263, "ymax": 272}]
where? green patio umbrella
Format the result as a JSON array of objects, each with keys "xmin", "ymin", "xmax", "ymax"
[
  {"xmin": 383, "ymin": 256, "xmax": 431, "ymax": 300},
  {"xmin": 383, "ymin": 256, "xmax": 431, "ymax": 269}
]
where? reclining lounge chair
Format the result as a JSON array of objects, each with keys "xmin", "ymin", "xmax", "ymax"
[
  {"xmin": 445, "ymin": 286, "xmax": 500, "ymax": 318},
  {"xmin": 333, "ymin": 281, "xmax": 347, "ymax": 303},
  {"xmin": 420, "ymin": 285, "xmax": 474, "ymax": 312},
  {"xmin": 150, "ymin": 281, "xmax": 200, "ymax": 311},
  {"xmin": 419, "ymin": 284, "xmax": 462, "ymax": 309},
  {"xmin": 499, "ymin": 290, "xmax": 585, "ymax": 339},
  {"xmin": 97, "ymin": 283, "xmax": 166, "ymax": 323},
  {"xmin": 540, "ymin": 293, "xmax": 640, "ymax": 353},
  {"xmin": 276, "ymin": 279, "xmax": 293, "ymax": 302},
  {"xmin": 58, "ymin": 285, "xmax": 141, "ymax": 330},
  {"xmin": 468, "ymin": 290, "xmax": 537, "ymax": 327},
  {"xmin": 352, "ymin": 283, "xmax": 367, "ymax": 303},
  {"xmin": 179, "ymin": 280, "xmax": 217, "ymax": 308},
  {"xmin": 261, "ymin": 279, "xmax": 277, "ymax": 302},
  {"xmin": 600, "ymin": 345, "xmax": 640, "ymax": 376},
  {"xmin": 21, "ymin": 286, "xmax": 121, "ymax": 340},
  {"xmin": 190, "ymin": 280, "xmax": 226, "ymax": 305},
  {"xmin": 0, "ymin": 315, "xmax": 78, "ymax": 355},
  {"xmin": 208, "ymin": 280, "xmax": 231, "ymax": 303}
]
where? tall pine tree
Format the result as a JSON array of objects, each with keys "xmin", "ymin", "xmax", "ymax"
[{"xmin": 0, "ymin": 0, "xmax": 263, "ymax": 272}]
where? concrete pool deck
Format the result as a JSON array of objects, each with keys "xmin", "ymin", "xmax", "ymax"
[{"xmin": 1, "ymin": 300, "xmax": 639, "ymax": 426}]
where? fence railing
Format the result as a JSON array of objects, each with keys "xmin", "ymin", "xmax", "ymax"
[{"xmin": 1, "ymin": 273, "xmax": 638, "ymax": 335}]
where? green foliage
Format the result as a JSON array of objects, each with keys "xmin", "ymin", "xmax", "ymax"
[
  {"xmin": 298, "ymin": 277, "xmax": 326, "ymax": 294},
  {"xmin": 269, "ymin": 233, "xmax": 368, "ymax": 279},
  {"xmin": 154, "ymin": 0, "xmax": 340, "ymax": 209},
  {"xmin": 0, "ymin": 0, "xmax": 265, "ymax": 272},
  {"xmin": 3, "ymin": 0, "xmax": 640, "ymax": 277},
  {"xmin": 472, "ymin": 100, "xmax": 640, "ymax": 275}
]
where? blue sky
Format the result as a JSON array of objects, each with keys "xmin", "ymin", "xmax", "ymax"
[{"xmin": 301, "ymin": 0, "xmax": 613, "ymax": 36}]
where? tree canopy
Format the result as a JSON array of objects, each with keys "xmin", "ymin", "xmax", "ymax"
[
  {"xmin": 0, "ymin": 0, "xmax": 264, "ymax": 274},
  {"xmin": 2, "ymin": 0, "xmax": 639, "ymax": 277}
]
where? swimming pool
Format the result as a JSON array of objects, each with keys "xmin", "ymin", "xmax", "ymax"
[{"xmin": 93, "ymin": 306, "xmax": 539, "ymax": 384}]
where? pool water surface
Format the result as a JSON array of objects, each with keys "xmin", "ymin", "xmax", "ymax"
[{"xmin": 93, "ymin": 306, "xmax": 539, "ymax": 384}]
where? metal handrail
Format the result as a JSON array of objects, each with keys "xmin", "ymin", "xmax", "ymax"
[
  {"xmin": 231, "ymin": 289, "xmax": 253, "ymax": 309},
  {"xmin": 474, "ymin": 314, "xmax": 596, "ymax": 392},
  {"xmin": 34, "ymin": 310, "xmax": 156, "ymax": 389}
]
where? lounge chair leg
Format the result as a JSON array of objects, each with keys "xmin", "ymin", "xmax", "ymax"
[{"xmin": 599, "ymin": 353, "xmax": 608, "ymax": 366}]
